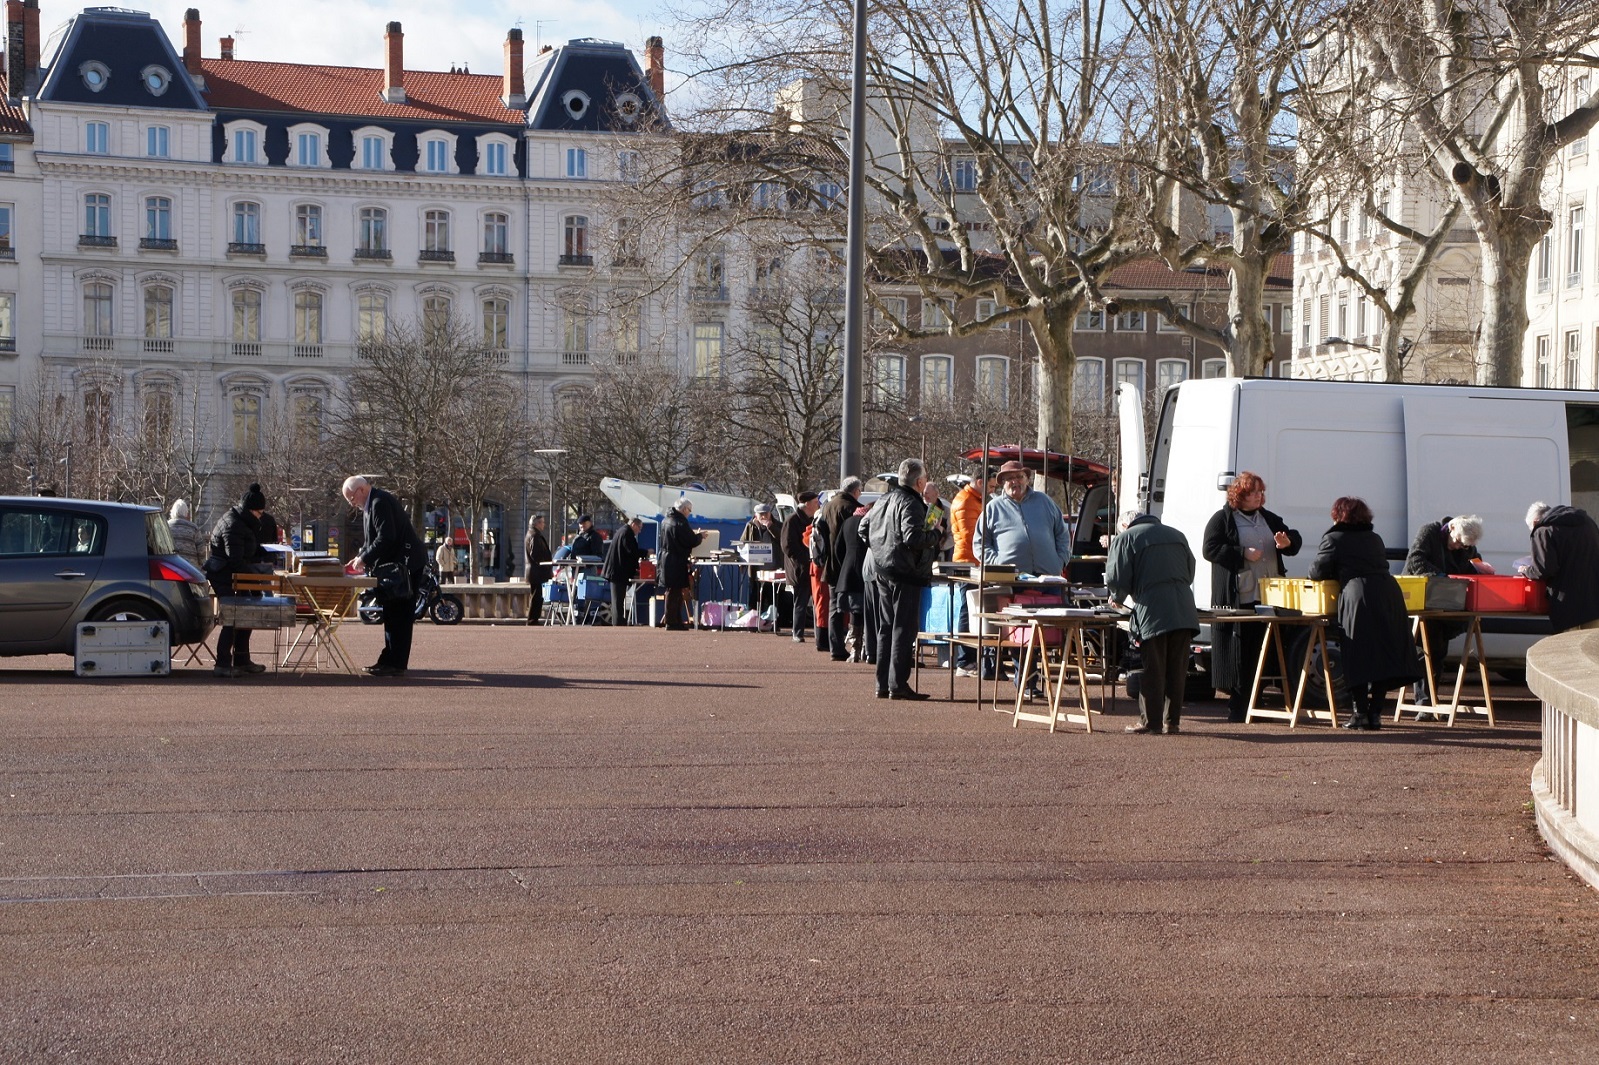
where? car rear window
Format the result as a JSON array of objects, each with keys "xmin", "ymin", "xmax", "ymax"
[
  {"xmin": 0, "ymin": 508, "xmax": 107, "ymax": 557},
  {"xmin": 146, "ymin": 511, "xmax": 176, "ymax": 556}
]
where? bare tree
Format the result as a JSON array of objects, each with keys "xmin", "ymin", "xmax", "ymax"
[
  {"xmin": 330, "ymin": 317, "xmax": 508, "ymax": 523},
  {"xmin": 666, "ymin": 0, "xmax": 1160, "ymax": 451},
  {"xmin": 438, "ymin": 378, "xmax": 534, "ymax": 580},
  {"xmin": 1343, "ymin": 0, "xmax": 1599, "ymax": 385}
]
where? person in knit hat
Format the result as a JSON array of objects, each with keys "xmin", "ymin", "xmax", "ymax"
[
  {"xmin": 205, "ymin": 482, "xmax": 270, "ymax": 678},
  {"xmin": 167, "ymin": 499, "xmax": 204, "ymax": 570}
]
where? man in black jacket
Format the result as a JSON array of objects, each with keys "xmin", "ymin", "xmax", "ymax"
[
  {"xmin": 1526, "ymin": 502, "xmax": 1599, "ymax": 632},
  {"xmin": 601, "ymin": 516, "xmax": 645, "ymax": 625},
  {"xmin": 342, "ymin": 475, "xmax": 427, "ymax": 676},
  {"xmin": 570, "ymin": 515, "xmax": 605, "ymax": 559},
  {"xmin": 863, "ymin": 458, "xmax": 946, "ymax": 700},
  {"xmin": 783, "ymin": 492, "xmax": 821, "ymax": 642},
  {"xmin": 820, "ymin": 477, "xmax": 863, "ymax": 660}
]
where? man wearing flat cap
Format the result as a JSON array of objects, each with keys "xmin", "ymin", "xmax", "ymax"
[
  {"xmin": 570, "ymin": 515, "xmax": 604, "ymax": 560},
  {"xmin": 740, "ymin": 502, "xmax": 785, "ymax": 615},
  {"xmin": 783, "ymin": 492, "xmax": 822, "ymax": 642}
]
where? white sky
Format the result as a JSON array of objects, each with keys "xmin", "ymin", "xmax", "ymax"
[{"xmin": 131, "ymin": 2, "xmax": 677, "ymax": 78}]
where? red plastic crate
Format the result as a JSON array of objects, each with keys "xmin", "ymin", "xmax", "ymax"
[{"xmin": 1451, "ymin": 575, "xmax": 1544, "ymax": 613}]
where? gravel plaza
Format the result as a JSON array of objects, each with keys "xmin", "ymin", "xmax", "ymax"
[{"xmin": 2, "ymin": 621, "xmax": 1597, "ymax": 1063}]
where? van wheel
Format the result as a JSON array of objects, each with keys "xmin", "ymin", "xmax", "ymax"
[
  {"xmin": 1495, "ymin": 668, "xmax": 1527, "ymax": 686},
  {"xmin": 1286, "ymin": 630, "xmax": 1349, "ymax": 708}
]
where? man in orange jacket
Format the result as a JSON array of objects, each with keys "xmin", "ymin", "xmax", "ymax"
[{"xmin": 950, "ymin": 470, "xmax": 996, "ymax": 676}]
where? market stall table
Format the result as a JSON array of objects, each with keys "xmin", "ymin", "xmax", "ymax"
[
  {"xmin": 1391, "ymin": 609, "xmax": 1518, "ymax": 726},
  {"xmin": 280, "ymin": 573, "xmax": 375, "ymax": 674},
  {"xmin": 1204, "ymin": 610, "xmax": 1341, "ymax": 728},
  {"xmin": 980, "ymin": 608, "xmax": 1122, "ymax": 732}
]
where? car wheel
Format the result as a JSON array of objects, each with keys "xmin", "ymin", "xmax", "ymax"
[
  {"xmin": 87, "ymin": 599, "xmax": 165, "ymax": 624},
  {"xmin": 430, "ymin": 596, "xmax": 464, "ymax": 625}
]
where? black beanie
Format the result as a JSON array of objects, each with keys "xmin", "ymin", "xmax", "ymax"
[{"xmin": 241, "ymin": 482, "xmax": 267, "ymax": 511}]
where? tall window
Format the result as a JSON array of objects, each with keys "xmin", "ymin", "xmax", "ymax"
[
  {"xmin": 1116, "ymin": 310, "xmax": 1147, "ymax": 333},
  {"xmin": 1566, "ymin": 330, "xmax": 1582, "ymax": 389},
  {"xmin": 815, "ymin": 181, "xmax": 842, "ymax": 210},
  {"xmin": 1301, "ymin": 298, "xmax": 1313, "ymax": 346},
  {"xmin": 483, "ymin": 141, "xmax": 508, "ymax": 176},
  {"xmin": 1115, "ymin": 358, "xmax": 1145, "ymax": 395},
  {"xmin": 424, "ymin": 209, "xmax": 452, "ymax": 252},
  {"xmin": 83, "ymin": 282, "xmax": 113, "ymax": 338},
  {"xmin": 294, "ymin": 291, "xmax": 323, "ymax": 349},
  {"xmin": 565, "ymin": 148, "xmax": 587, "ymax": 178},
  {"xmin": 358, "ymin": 207, "xmax": 388, "ymax": 254},
  {"xmin": 0, "ymin": 292, "xmax": 15, "ymax": 351},
  {"xmin": 563, "ymin": 309, "xmax": 590, "ymax": 355},
  {"xmin": 921, "ymin": 355, "xmax": 954, "ymax": 404},
  {"xmin": 146, "ymin": 126, "xmax": 169, "ymax": 158},
  {"xmin": 952, "ymin": 158, "xmax": 978, "ymax": 192},
  {"xmin": 1156, "ymin": 358, "xmax": 1188, "ymax": 395},
  {"xmin": 563, "ymin": 215, "xmax": 589, "ymax": 261},
  {"xmin": 144, "ymin": 196, "xmax": 172, "ymax": 240},
  {"xmin": 1075, "ymin": 308, "xmax": 1104, "ymax": 331},
  {"xmin": 231, "ymin": 393, "xmax": 261, "ymax": 453},
  {"xmin": 86, "ymin": 122, "xmax": 108, "ymax": 154},
  {"xmin": 1201, "ymin": 358, "xmax": 1227, "ymax": 379},
  {"xmin": 1536, "ymin": 334, "xmax": 1554, "ymax": 388},
  {"xmin": 296, "ymin": 131, "xmax": 321, "ymax": 167},
  {"xmin": 875, "ymin": 354, "xmax": 906, "ymax": 404},
  {"xmin": 617, "ymin": 150, "xmax": 640, "ymax": 182},
  {"xmin": 143, "ymin": 285, "xmax": 173, "ymax": 339},
  {"xmin": 1537, "ymin": 235, "xmax": 1554, "ymax": 293},
  {"xmin": 422, "ymin": 295, "xmax": 452, "ymax": 342},
  {"xmin": 361, "ymin": 135, "xmax": 386, "ymax": 170},
  {"xmin": 231, "ymin": 289, "xmax": 261, "ymax": 350},
  {"xmin": 424, "ymin": 139, "xmax": 450, "ymax": 173},
  {"xmin": 292, "ymin": 392, "xmax": 323, "ymax": 450},
  {"xmin": 143, "ymin": 390, "xmax": 173, "ymax": 445},
  {"xmin": 1073, "ymin": 358, "xmax": 1105, "ymax": 410},
  {"xmin": 232, "ymin": 201, "xmax": 261, "ymax": 246},
  {"xmin": 0, "ymin": 386, "xmax": 12, "ymax": 440},
  {"xmin": 922, "ymin": 299, "xmax": 950, "ymax": 329},
  {"xmin": 356, "ymin": 290, "xmax": 388, "ymax": 342},
  {"xmin": 483, "ymin": 212, "xmax": 509, "ymax": 257},
  {"xmin": 693, "ymin": 322, "xmax": 724, "ymax": 377},
  {"xmin": 1573, "ymin": 77, "xmax": 1592, "ymax": 156},
  {"xmin": 233, "ymin": 128, "xmax": 257, "ymax": 163},
  {"xmin": 615, "ymin": 304, "xmax": 641, "ymax": 354},
  {"xmin": 1568, "ymin": 206, "xmax": 1585, "ymax": 288},
  {"xmin": 83, "ymin": 391, "xmax": 112, "ymax": 446},
  {"xmin": 976, "ymin": 356, "xmax": 1009, "ymax": 406},
  {"xmin": 295, "ymin": 204, "xmax": 323, "ymax": 248},
  {"xmin": 0, "ymin": 202, "xmax": 11, "ymax": 255},
  {"xmin": 83, "ymin": 193, "xmax": 112, "ymax": 237},
  {"xmin": 481, "ymin": 298, "xmax": 509, "ymax": 351}
]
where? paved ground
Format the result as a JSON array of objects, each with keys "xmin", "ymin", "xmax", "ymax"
[{"xmin": 1, "ymin": 621, "xmax": 1597, "ymax": 1064}]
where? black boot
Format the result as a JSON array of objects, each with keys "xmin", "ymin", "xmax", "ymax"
[{"xmin": 1342, "ymin": 690, "xmax": 1368, "ymax": 730}]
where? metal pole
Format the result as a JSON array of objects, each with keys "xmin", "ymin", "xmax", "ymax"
[{"xmin": 839, "ymin": 0, "xmax": 868, "ymax": 480}]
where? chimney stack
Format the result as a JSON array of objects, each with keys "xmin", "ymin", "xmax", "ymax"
[
  {"xmin": 182, "ymin": 8, "xmax": 202, "ymax": 74},
  {"xmin": 5, "ymin": 0, "xmax": 40, "ymax": 98},
  {"xmin": 646, "ymin": 36, "xmax": 664, "ymax": 102},
  {"xmin": 502, "ymin": 28, "xmax": 525, "ymax": 109},
  {"xmin": 219, "ymin": 35, "xmax": 234, "ymax": 61},
  {"xmin": 383, "ymin": 21, "xmax": 406, "ymax": 104}
]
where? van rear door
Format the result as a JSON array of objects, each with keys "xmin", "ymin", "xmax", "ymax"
[{"xmin": 1400, "ymin": 393, "xmax": 1567, "ymax": 572}]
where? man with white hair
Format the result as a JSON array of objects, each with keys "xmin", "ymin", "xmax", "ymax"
[
  {"xmin": 862, "ymin": 458, "xmax": 947, "ymax": 700},
  {"xmin": 1106, "ymin": 509, "xmax": 1198, "ymax": 734},
  {"xmin": 1525, "ymin": 501, "xmax": 1599, "ymax": 632},
  {"xmin": 657, "ymin": 497, "xmax": 703, "ymax": 630},
  {"xmin": 1404, "ymin": 514, "xmax": 1492, "ymax": 708},
  {"xmin": 342, "ymin": 475, "xmax": 428, "ymax": 676}
]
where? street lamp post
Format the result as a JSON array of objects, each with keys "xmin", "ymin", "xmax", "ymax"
[
  {"xmin": 533, "ymin": 448, "xmax": 568, "ymax": 536},
  {"xmin": 288, "ymin": 487, "xmax": 315, "ymax": 551}
]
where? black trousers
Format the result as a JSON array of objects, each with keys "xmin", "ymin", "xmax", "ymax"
[
  {"xmin": 790, "ymin": 575, "xmax": 813, "ymax": 637},
  {"xmin": 828, "ymin": 582, "xmax": 851, "ymax": 657},
  {"xmin": 664, "ymin": 586, "xmax": 691, "ymax": 628},
  {"xmin": 378, "ymin": 567, "xmax": 422, "ymax": 669},
  {"xmin": 873, "ymin": 578, "xmax": 921, "ymax": 693},
  {"xmin": 526, "ymin": 580, "xmax": 544, "ymax": 625},
  {"xmin": 207, "ymin": 571, "xmax": 252, "ymax": 667},
  {"xmin": 1138, "ymin": 629, "xmax": 1195, "ymax": 731},
  {"xmin": 610, "ymin": 579, "xmax": 630, "ymax": 626}
]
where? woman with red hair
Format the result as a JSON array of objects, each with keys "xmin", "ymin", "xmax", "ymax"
[
  {"xmin": 1202, "ymin": 471, "xmax": 1302, "ymax": 721},
  {"xmin": 1308, "ymin": 496, "xmax": 1421, "ymax": 730}
]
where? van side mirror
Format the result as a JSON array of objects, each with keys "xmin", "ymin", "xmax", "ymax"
[{"xmin": 1216, "ymin": 472, "xmax": 1236, "ymax": 492}]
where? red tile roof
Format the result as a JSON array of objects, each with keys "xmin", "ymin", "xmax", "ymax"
[
  {"xmin": 0, "ymin": 73, "xmax": 31, "ymax": 136},
  {"xmin": 1104, "ymin": 253, "xmax": 1293, "ymax": 292},
  {"xmin": 198, "ymin": 59, "xmax": 524, "ymax": 125}
]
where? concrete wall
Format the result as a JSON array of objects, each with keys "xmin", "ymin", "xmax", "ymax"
[{"xmin": 1527, "ymin": 630, "xmax": 1599, "ymax": 892}]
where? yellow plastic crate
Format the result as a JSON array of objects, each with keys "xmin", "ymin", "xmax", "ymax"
[
  {"xmin": 1394, "ymin": 574, "xmax": 1427, "ymax": 612},
  {"xmin": 1259, "ymin": 577, "xmax": 1299, "ymax": 610},
  {"xmin": 1295, "ymin": 579, "xmax": 1340, "ymax": 614}
]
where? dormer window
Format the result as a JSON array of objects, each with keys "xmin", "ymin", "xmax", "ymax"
[
  {"xmin": 614, "ymin": 93, "xmax": 641, "ymax": 124},
  {"xmin": 290, "ymin": 123, "xmax": 329, "ymax": 168},
  {"xmin": 424, "ymin": 139, "xmax": 450, "ymax": 173},
  {"xmin": 141, "ymin": 65, "xmax": 171, "ymax": 97},
  {"xmin": 562, "ymin": 90, "xmax": 590, "ymax": 120},
  {"xmin": 226, "ymin": 121, "xmax": 267, "ymax": 165},
  {"xmin": 80, "ymin": 61, "xmax": 110, "ymax": 93}
]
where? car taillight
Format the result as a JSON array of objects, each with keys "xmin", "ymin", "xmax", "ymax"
[{"xmin": 150, "ymin": 559, "xmax": 194, "ymax": 582}]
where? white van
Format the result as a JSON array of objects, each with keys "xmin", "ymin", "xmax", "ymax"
[{"xmin": 1093, "ymin": 377, "xmax": 1599, "ymax": 670}]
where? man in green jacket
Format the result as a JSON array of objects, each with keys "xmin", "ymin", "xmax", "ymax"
[{"xmin": 1106, "ymin": 512, "xmax": 1200, "ymax": 735}]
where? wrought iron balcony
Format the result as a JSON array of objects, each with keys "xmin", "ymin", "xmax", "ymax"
[
  {"xmin": 418, "ymin": 249, "xmax": 456, "ymax": 263},
  {"xmin": 227, "ymin": 242, "xmax": 266, "ymax": 256},
  {"xmin": 78, "ymin": 234, "xmax": 117, "ymax": 248},
  {"xmin": 139, "ymin": 237, "xmax": 178, "ymax": 251},
  {"xmin": 289, "ymin": 244, "xmax": 328, "ymax": 259}
]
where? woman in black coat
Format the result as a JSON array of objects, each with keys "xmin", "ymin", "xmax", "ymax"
[
  {"xmin": 1307, "ymin": 497, "xmax": 1421, "ymax": 730},
  {"xmin": 657, "ymin": 499, "xmax": 703, "ymax": 630},
  {"xmin": 1201, "ymin": 471, "xmax": 1302, "ymax": 721}
]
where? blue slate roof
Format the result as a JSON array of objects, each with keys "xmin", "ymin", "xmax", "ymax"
[
  {"xmin": 37, "ymin": 8, "xmax": 205, "ymax": 111},
  {"xmin": 525, "ymin": 38, "xmax": 668, "ymax": 133}
]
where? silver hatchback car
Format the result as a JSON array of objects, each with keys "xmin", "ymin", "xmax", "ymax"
[{"xmin": 0, "ymin": 497, "xmax": 215, "ymax": 656}]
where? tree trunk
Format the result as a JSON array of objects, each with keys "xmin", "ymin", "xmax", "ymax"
[
  {"xmin": 1227, "ymin": 218, "xmax": 1273, "ymax": 376},
  {"xmin": 1035, "ymin": 308, "xmax": 1078, "ymax": 452},
  {"xmin": 1476, "ymin": 229, "xmax": 1541, "ymax": 387}
]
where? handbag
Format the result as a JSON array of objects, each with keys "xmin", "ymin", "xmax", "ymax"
[{"xmin": 372, "ymin": 560, "xmax": 412, "ymax": 602}]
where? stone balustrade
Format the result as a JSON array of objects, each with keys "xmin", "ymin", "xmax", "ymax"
[
  {"xmin": 438, "ymin": 580, "xmax": 532, "ymax": 620},
  {"xmin": 1527, "ymin": 630, "xmax": 1599, "ymax": 892}
]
